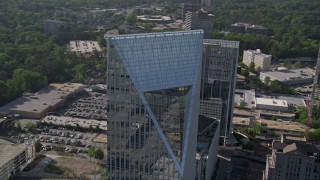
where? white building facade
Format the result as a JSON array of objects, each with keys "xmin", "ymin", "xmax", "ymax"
[{"xmin": 243, "ymin": 49, "xmax": 272, "ymax": 71}]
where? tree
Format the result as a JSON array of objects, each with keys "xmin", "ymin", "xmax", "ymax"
[
  {"xmin": 26, "ymin": 122, "xmax": 36, "ymax": 131},
  {"xmin": 125, "ymin": 13, "xmax": 137, "ymax": 25},
  {"xmin": 87, "ymin": 147, "xmax": 95, "ymax": 161},
  {"xmin": 284, "ymin": 60, "xmax": 291, "ymax": 69},
  {"xmin": 95, "ymin": 148, "xmax": 104, "ymax": 160},
  {"xmin": 16, "ymin": 121, "xmax": 22, "ymax": 130},
  {"xmin": 253, "ymin": 124, "xmax": 263, "ymax": 135},
  {"xmin": 272, "ymin": 115, "xmax": 278, "ymax": 121},
  {"xmin": 239, "ymin": 101, "xmax": 247, "ymax": 109},
  {"xmin": 87, "ymin": 147, "xmax": 104, "ymax": 160},
  {"xmin": 240, "ymin": 69, "xmax": 249, "ymax": 77},
  {"xmin": 264, "ymin": 76, "xmax": 271, "ymax": 85},
  {"xmin": 293, "ymin": 61, "xmax": 302, "ymax": 69},
  {"xmin": 35, "ymin": 141, "xmax": 42, "ymax": 152},
  {"xmin": 249, "ymin": 62, "xmax": 256, "ymax": 73}
]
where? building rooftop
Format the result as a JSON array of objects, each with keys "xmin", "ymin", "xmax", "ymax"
[
  {"xmin": 137, "ymin": 15, "xmax": 172, "ymax": 21},
  {"xmin": 0, "ymin": 83, "xmax": 83, "ymax": 116},
  {"xmin": 260, "ymin": 68, "xmax": 315, "ymax": 81},
  {"xmin": 281, "ymin": 142, "xmax": 320, "ymax": 156},
  {"xmin": 244, "ymin": 49, "xmax": 271, "ymax": 58},
  {"xmin": 256, "ymin": 98, "xmax": 288, "ymax": 108},
  {"xmin": 231, "ymin": 23, "xmax": 267, "ymax": 30},
  {"xmin": 203, "ymin": 39, "xmax": 239, "ymax": 48},
  {"xmin": 233, "ymin": 117, "xmax": 250, "ymax": 126},
  {"xmin": 259, "ymin": 119, "xmax": 310, "ymax": 132},
  {"xmin": 68, "ymin": 41, "xmax": 101, "ymax": 53},
  {"xmin": 0, "ymin": 139, "xmax": 27, "ymax": 167}
]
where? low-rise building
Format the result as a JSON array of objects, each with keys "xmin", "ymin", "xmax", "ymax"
[
  {"xmin": 255, "ymin": 98, "xmax": 289, "ymax": 112},
  {"xmin": 259, "ymin": 68, "xmax": 315, "ymax": 86},
  {"xmin": 0, "ymin": 83, "xmax": 83, "ymax": 119},
  {"xmin": 0, "ymin": 139, "xmax": 35, "ymax": 180},
  {"xmin": 230, "ymin": 150, "xmax": 266, "ymax": 180},
  {"xmin": 137, "ymin": 15, "xmax": 173, "ymax": 24},
  {"xmin": 67, "ymin": 41, "xmax": 102, "ymax": 55},
  {"xmin": 229, "ymin": 23, "xmax": 268, "ymax": 35},
  {"xmin": 263, "ymin": 136, "xmax": 320, "ymax": 180},
  {"xmin": 233, "ymin": 118, "xmax": 310, "ymax": 136},
  {"xmin": 243, "ymin": 49, "xmax": 272, "ymax": 71}
]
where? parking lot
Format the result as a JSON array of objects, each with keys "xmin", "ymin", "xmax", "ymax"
[
  {"xmin": 58, "ymin": 90, "xmax": 107, "ymax": 121},
  {"xmin": 42, "ymin": 115, "xmax": 107, "ymax": 130}
]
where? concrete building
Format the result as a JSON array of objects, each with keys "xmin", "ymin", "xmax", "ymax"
[
  {"xmin": 185, "ymin": 11, "xmax": 214, "ymax": 39},
  {"xmin": 229, "ymin": 23, "xmax": 268, "ymax": 35},
  {"xmin": 233, "ymin": 118, "xmax": 311, "ymax": 136},
  {"xmin": 230, "ymin": 150, "xmax": 266, "ymax": 180},
  {"xmin": 67, "ymin": 41, "xmax": 102, "ymax": 55},
  {"xmin": 263, "ymin": 136, "xmax": 320, "ymax": 180},
  {"xmin": 0, "ymin": 139, "xmax": 35, "ymax": 180},
  {"xmin": 0, "ymin": 83, "xmax": 83, "ymax": 119},
  {"xmin": 243, "ymin": 49, "xmax": 272, "ymax": 71},
  {"xmin": 311, "ymin": 47, "xmax": 320, "ymax": 108},
  {"xmin": 137, "ymin": 15, "xmax": 173, "ymax": 24},
  {"xmin": 181, "ymin": 2, "xmax": 199, "ymax": 21},
  {"xmin": 200, "ymin": 39, "xmax": 239, "ymax": 144},
  {"xmin": 44, "ymin": 19, "xmax": 66, "ymax": 35},
  {"xmin": 106, "ymin": 31, "xmax": 203, "ymax": 179},
  {"xmin": 255, "ymin": 98, "xmax": 289, "ymax": 112},
  {"xmin": 260, "ymin": 68, "xmax": 315, "ymax": 86}
]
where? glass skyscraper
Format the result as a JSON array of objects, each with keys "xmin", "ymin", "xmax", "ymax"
[
  {"xmin": 200, "ymin": 39, "xmax": 239, "ymax": 144},
  {"xmin": 106, "ymin": 30, "xmax": 204, "ymax": 179}
]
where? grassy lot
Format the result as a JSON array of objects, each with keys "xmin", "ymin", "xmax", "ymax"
[{"xmin": 44, "ymin": 156, "xmax": 103, "ymax": 177}]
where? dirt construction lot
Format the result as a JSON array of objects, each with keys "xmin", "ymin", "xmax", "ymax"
[
  {"xmin": 44, "ymin": 156, "xmax": 103, "ymax": 177},
  {"xmin": 92, "ymin": 133, "xmax": 107, "ymax": 143}
]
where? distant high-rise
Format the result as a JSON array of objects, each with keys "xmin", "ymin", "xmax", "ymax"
[
  {"xmin": 185, "ymin": 11, "xmax": 214, "ymax": 39},
  {"xmin": 263, "ymin": 135, "xmax": 320, "ymax": 180},
  {"xmin": 311, "ymin": 47, "xmax": 320, "ymax": 109},
  {"xmin": 106, "ymin": 31, "xmax": 204, "ymax": 179},
  {"xmin": 200, "ymin": 39, "xmax": 239, "ymax": 144},
  {"xmin": 181, "ymin": 2, "xmax": 200, "ymax": 21},
  {"xmin": 243, "ymin": 49, "xmax": 272, "ymax": 71}
]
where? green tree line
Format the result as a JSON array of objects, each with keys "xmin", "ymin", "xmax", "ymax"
[{"xmin": 213, "ymin": 0, "xmax": 320, "ymax": 59}]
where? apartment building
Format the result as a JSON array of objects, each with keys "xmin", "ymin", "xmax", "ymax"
[{"xmin": 243, "ymin": 49, "xmax": 272, "ymax": 71}]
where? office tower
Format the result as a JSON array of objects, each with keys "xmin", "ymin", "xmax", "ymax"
[
  {"xmin": 200, "ymin": 39, "xmax": 239, "ymax": 144},
  {"xmin": 263, "ymin": 135, "xmax": 320, "ymax": 180},
  {"xmin": 243, "ymin": 49, "xmax": 272, "ymax": 71},
  {"xmin": 185, "ymin": 11, "xmax": 214, "ymax": 39},
  {"xmin": 181, "ymin": 2, "xmax": 199, "ymax": 21},
  {"xmin": 106, "ymin": 30, "xmax": 204, "ymax": 179},
  {"xmin": 311, "ymin": 47, "xmax": 320, "ymax": 109}
]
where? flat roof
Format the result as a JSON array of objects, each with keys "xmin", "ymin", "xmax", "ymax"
[
  {"xmin": 203, "ymin": 39, "xmax": 239, "ymax": 48},
  {"xmin": 0, "ymin": 83, "xmax": 83, "ymax": 115},
  {"xmin": 0, "ymin": 139, "xmax": 27, "ymax": 167},
  {"xmin": 256, "ymin": 98, "xmax": 288, "ymax": 107},
  {"xmin": 260, "ymin": 68, "xmax": 315, "ymax": 81},
  {"xmin": 233, "ymin": 117, "xmax": 250, "ymax": 126},
  {"xmin": 69, "ymin": 41, "xmax": 101, "ymax": 53},
  {"xmin": 259, "ymin": 119, "xmax": 310, "ymax": 132}
]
